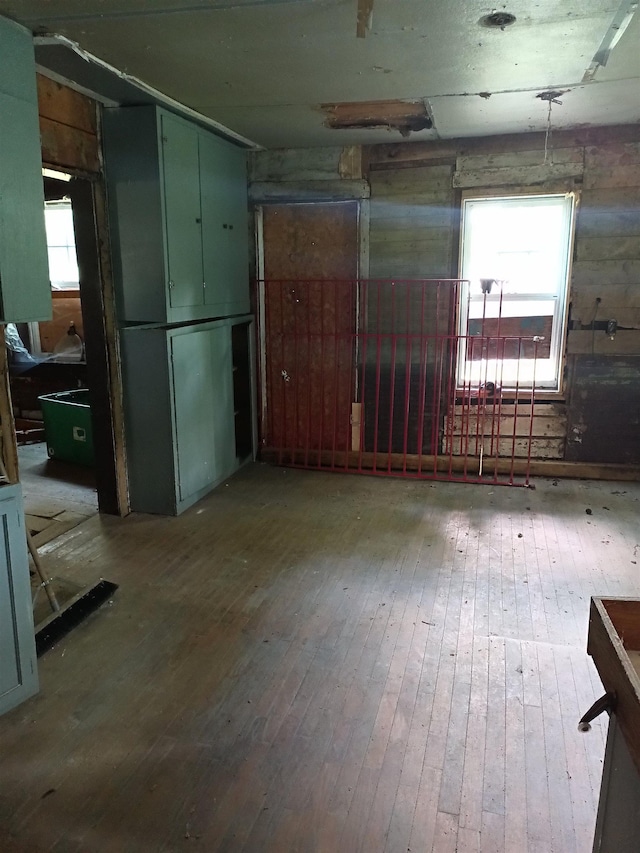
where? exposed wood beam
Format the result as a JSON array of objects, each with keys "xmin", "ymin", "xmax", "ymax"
[{"xmin": 357, "ymin": 0, "xmax": 374, "ymax": 38}]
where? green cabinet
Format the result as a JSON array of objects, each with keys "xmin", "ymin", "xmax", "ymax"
[
  {"xmin": 0, "ymin": 17, "xmax": 51, "ymax": 322},
  {"xmin": 103, "ymin": 106, "xmax": 250, "ymax": 324},
  {"xmin": 121, "ymin": 316, "xmax": 255, "ymax": 515},
  {"xmin": 0, "ymin": 484, "xmax": 39, "ymax": 716}
]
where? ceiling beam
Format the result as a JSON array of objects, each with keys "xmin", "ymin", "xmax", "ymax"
[
  {"xmin": 22, "ymin": 0, "xmax": 314, "ymax": 24},
  {"xmin": 356, "ymin": 0, "xmax": 374, "ymax": 38}
]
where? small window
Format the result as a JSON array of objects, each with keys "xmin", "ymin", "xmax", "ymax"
[
  {"xmin": 44, "ymin": 200, "xmax": 80, "ymax": 290},
  {"xmin": 458, "ymin": 193, "xmax": 575, "ymax": 392}
]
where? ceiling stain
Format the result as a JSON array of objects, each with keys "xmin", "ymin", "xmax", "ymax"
[{"xmin": 321, "ymin": 99, "xmax": 432, "ymax": 137}]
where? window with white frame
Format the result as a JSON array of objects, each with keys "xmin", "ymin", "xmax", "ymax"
[
  {"xmin": 44, "ymin": 200, "xmax": 80, "ymax": 290},
  {"xmin": 458, "ymin": 193, "xmax": 575, "ymax": 392}
]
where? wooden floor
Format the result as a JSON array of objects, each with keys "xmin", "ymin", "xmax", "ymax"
[
  {"xmin": 1, "ymin": 464, "xmax": 639, "ymax": 853},
  {"xmin": 19, "ymin": 441, "xmax": 98, "ymax": 520}
]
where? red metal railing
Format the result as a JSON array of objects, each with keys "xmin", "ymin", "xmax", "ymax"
[{"xmin": 258, "ymin": 279, "xmax": 544, "ymax": 486}]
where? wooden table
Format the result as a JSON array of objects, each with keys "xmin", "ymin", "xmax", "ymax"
[{"xmin": 587, "ymin": 597, "xmax": 640, "ymax": 852}]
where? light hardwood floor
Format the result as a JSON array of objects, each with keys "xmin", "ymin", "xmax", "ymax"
[{"xmin": 1, "ymin": 464, "xmax": 639, "ymax": 852}]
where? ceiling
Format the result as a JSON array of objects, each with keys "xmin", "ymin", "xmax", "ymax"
[{"xmin": 2, "ymin": 0, "xmax": 640, "ymax": 149}]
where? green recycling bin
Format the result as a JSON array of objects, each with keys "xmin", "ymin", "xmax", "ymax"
[{"xmin": 38, "ymin": 389, "xmax": 94, "ymax": 466}]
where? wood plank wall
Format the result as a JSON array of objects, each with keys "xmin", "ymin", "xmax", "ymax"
[
  {"xmin": 249, "ymin": 125, "xmax": 640, "ymax": 467},
  {"xmin": 35, "ymin": 74, "xmax": 99, "ymax": 349},
  {"xmin": 37, "ymin": 74, "xmax": 100, "ymax": 173}
]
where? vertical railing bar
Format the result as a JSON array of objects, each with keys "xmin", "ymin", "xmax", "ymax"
[
  {"xmin": 303, "ymin": 277, "xmax": 312, "ymax": 468},
  {"xmin": 416, "ymin": 284, "xmax": 428, "ymax": 476},
  {"xmin": 445, "ymin": 282, "xmax": 459, "ymax": 479},
  {"xmin": 493, "ymin": 285, "xmax": 505, "ymax": 483},
  {"xmin": 402, "ymin": 283, "xmax": 412, "ymax": 474},
  {"xmin": 358, "ymin": 279, "xmax": 368, "ymax": 474},
  {"xmin": 318, "ymin": 278, "xmax": 326, "ymax": 469},
  {"xmin": 510, "ymin": 338, "xmax": 522, "ymax": 485},
  {"xmin": 331, "ymin": 279, "xmax": 340, "ymax": 470},
  {"xmin": 292, "ymin": 279, "xmax": 300, "ymax": 466},
  {"xmin": 278, "ymin": 280, "xmax": 287, "ymax": 465},
  {"xmin": 387, "ymin": 281, "xmax": 398, "ymax": 473},
  {"xmin": 429, "ymin": 283, "xmax": 440, "ymax": 465},
  {"xmin": 493, "ymin": 335, "xmax": 505, "ymax": 483},
  {"xmin": 373, "ymin": 280, "xmax": 382, "ymax": 472},
  {"xmin": 264, "ymin": 279, "xmax": 273, "ymax": 452},
  {"xmin": 462, "ymin": 335, "xmax": 474, "ymax": 481},
  {"xmin": 346, "ymin": 278, "xmax": 356, "ymax": 471},
  {"xmin": 526, "ymin": 339, "xmax": 538, "ymax": 487},
  {"xmin": 446, "ymin": 330, "xmax": 457, "ymax": 479}
]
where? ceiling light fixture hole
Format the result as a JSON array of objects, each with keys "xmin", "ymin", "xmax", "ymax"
[{"xmin": 479, "ymin": 12, "xmax": 517, "ymax": 29}]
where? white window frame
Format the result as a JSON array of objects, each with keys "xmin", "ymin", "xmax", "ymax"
[{"xmin": 457, "ymin": 191, "xmax": 576, "ymax": 394}]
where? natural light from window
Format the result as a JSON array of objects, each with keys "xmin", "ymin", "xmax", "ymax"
[
  {"xmin": 458, "ymin": 193, "xmax": 575, "ymax": 392},
  {"xmin": 44, "ymin": 201, "xmax": 79, "ymax": 290}
]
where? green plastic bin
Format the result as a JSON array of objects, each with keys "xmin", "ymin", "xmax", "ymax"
[{"xmin": 38, "ymin": 389, "xmax": 94, "ymax": 466}]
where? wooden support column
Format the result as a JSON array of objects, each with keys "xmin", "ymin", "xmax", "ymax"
[
  {"xmin": 69, "ymin": 178, "xmax": 128, "ymax": 515},
  {"xmin": 0, "ymin": 327, "xmax": 19, "ymax": 483}
]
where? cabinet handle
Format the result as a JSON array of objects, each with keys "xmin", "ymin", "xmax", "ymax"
[{"xmin": 169, "ymin": 280, "xmax": 175, "ymax": 289}]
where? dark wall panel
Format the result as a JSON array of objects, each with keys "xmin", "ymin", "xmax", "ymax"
[{"xmin": 565, "ymin": 356, "xmax": 640, "ymax": 464}]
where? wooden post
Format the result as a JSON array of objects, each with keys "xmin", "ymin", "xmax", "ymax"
[{"xmin": 0, "ymin": 326, "xmax": 20, "ymax": 484}]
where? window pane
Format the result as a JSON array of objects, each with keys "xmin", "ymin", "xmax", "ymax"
[
  {"xmin": 464, "ymin": 197, "xmax": 570, "ymax": 299},
  {"xmin": 44, "ymin": 202, "xmax": 79, "ymax": 289},
  {"xmin": 459, "ymin": 193, "xmax": 574, "ymax": 391}
]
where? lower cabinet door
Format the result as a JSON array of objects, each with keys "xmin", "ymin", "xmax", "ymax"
[
  {"xmin": 171, "ymin": 324, "xmax": 236, "ymax": 505},
  {"xmin": 171, "ymin": 328, "xmax": 218, "ymax": 502},
  {"xmin": 0, "ymin": 484, "xmax": 38, "ymax": 716}
]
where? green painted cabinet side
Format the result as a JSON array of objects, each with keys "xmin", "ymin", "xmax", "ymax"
[
  {"xmin": 0, "ymin": 19, "xmax": 51, "ymax": 323},
  {"xmin": 200, "ymin": 133, "xmax": 250, "ymax": 316},
  {"xmin": 0, "ymin": 484, "xmax": 39, "ymax": 716},
  {"xmin": 120, "ymin": 326, "xmax": 176, "ymax": 515},
  {"xmin": 0, "ymin": 16, "xmax": 39, "ymax": 102},
  {"xmin": 103, "ymin": 106, "xmax": 168, "ymax": 323}
]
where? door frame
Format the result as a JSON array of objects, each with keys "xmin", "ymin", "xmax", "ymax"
[
  {"xmin": 255, "ymin": 199, "xmax": 364, "ymax": 450},
  {"xmin": 67, "ymin": 174, "xmax": 128, "ymax": 514}
]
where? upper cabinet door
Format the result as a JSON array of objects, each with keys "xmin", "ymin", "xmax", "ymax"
[
  {"xmin": 104, "ymin": 105, "xmax": 250, "ymax": 325},
  {"xmin": 200, "ymin": 134, "xmax": 250, "ymax": 316},
  {"xmin": 0, "ymin": 19, "xmax": 51, "ymax": 323},
  {"xmin": 161, "ymin": 113, "xmax": 204, "ymax": 311}
]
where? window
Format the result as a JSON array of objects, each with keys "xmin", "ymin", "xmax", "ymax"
[
  {"xmin": 458, "ymin": 193, "xmax": 575, "ymax": 392},
  {"xmin": 44, "ymin": 200, "xmax": 79, "ymax": 290}
]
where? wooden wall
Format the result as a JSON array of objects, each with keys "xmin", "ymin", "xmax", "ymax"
[
  {"xmin": 38, "ymin": 292, "xmax": 84, "ymax": 353},
  {"xmin": 37, "ymin": 74, "xmax": 100, "ymax": 173},
  {"xmin": 249, "ymin": 125, "xmax": 640, "ymax": 467},
  {"xmin": 36, "ymin": 74, "xmax": 99, "ymax": 350}
]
